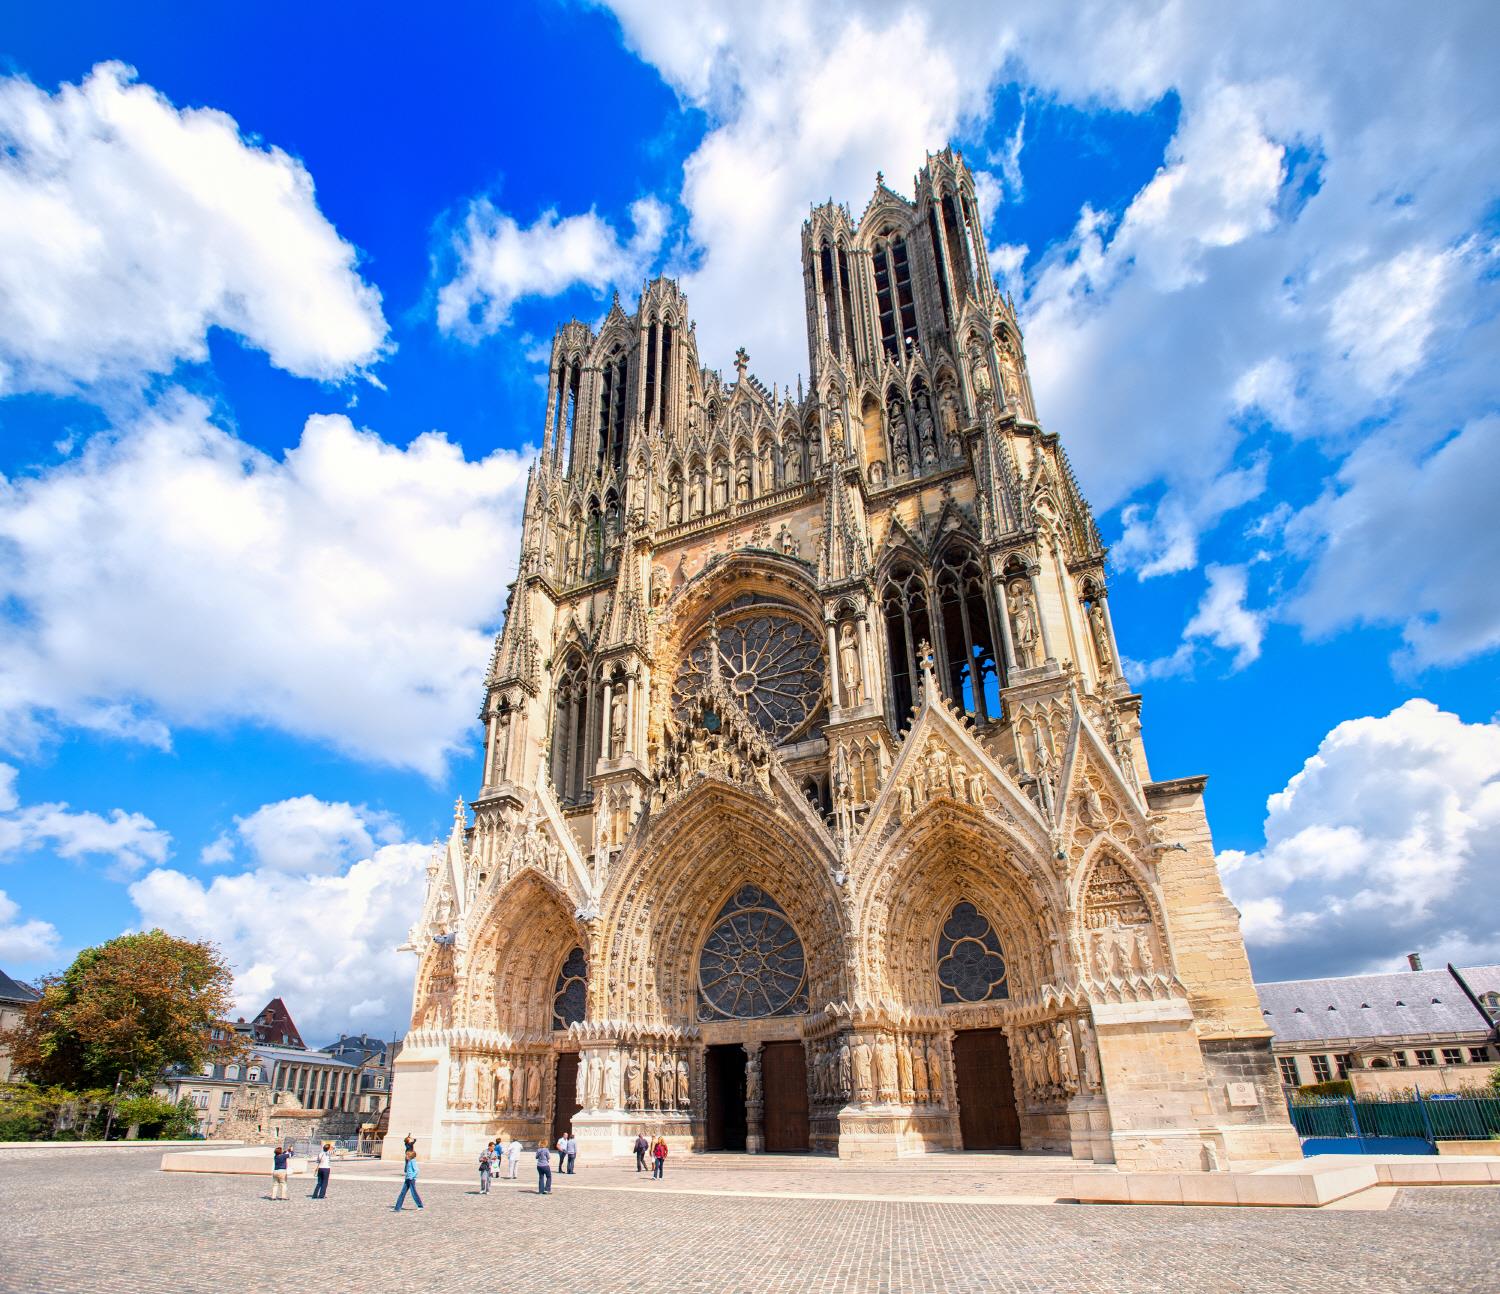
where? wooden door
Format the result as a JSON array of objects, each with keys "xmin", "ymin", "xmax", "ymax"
[
  {"xmin": 551, "ymin": 1053, "xmax": 580, "ymax": 1146},
  {"xmin": 705, "ymin": 1045, "xmax": 747, "ymax": 1151},
  {"xmin": 761, "ymin": 1041, "xmax": 810, "ymax": 1152},
  {"xmin": 952, "ymin": 1028, "xmax": 1021, "ymax": 1150}
]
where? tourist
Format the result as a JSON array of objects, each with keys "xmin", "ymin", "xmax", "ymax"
[
  {"xmin": 565, "ymin": 1131, "xmax": 578, "ymax": 1174},
  {"xmin": 479, "ymin": 1141, "xmax": 494, "ymax": 1194},
  {"xmin": 395, "ymin": 1149, "xmax": 424, "ymax": 1211},
  {"xmin": 556, "ymin": 1131, "xmax": 568, "ymax": 1168},
  {"xmin": 634, "ymin": 1132, "xmax": 648, "ymax": 1172},
  {"xmin": 403, "ymin": 1133, "xmax": 416, "ymax": 1157},
  {"xmin": 270, "ymin": 1142, "xmax": 291, "ymax": 1200},
  {"xmin": 311, "ymin": 1142, "xmax": 331, "ymax": 1199},
  {"xmin": 505, "ymin": 1136, "xmax": 522, "ymax": 1179},
  {"xmin": 652, "ymin": 1136, "xmax": 667, "ymax": 1180},
  {"xmin": 535, "ymin": 1141, "xmax": 552, "ymax": 1195}
]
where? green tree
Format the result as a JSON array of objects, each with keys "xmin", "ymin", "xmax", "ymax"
[
  {"xmin": 1, "ymin": 929, "xmax": 242, "ymax": 1092},
  {"xmin": 1488, "ymin": 1064, "xmax": 1500, "ymax": 1096}
]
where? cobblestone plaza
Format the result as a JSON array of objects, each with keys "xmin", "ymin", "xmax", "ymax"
[{"xmin": 3, "ymin": 1148, "xmax": 1495, "ymax": 1293}]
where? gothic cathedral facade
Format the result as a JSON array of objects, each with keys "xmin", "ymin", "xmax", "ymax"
[{"xmin": 385, "ymin": 149, "xmax": 1299, "ymax": 1170}]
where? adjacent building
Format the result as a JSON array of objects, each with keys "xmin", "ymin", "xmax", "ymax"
[
  {"xmin": 1259, "ymin": 959, "xmax": 1499, "ymax": 1096},
  {"xmin": 155, "ymin": 1001, "xmax": 397, "ymax": 1140},
  {"xmin": 385, "ymin": 147, "xmax": 1300, "ymax": 1171},
  {"xmin": 0, "ymin": 968, "xmax": 40, "ymax": 1083}
]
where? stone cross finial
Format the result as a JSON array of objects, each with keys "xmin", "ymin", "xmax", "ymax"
[
  {"xmin": 875, "ymin": 170, "xmax": 884, "ymax": 187},
  {"xmin": 733, "ymin": 347, "xmax": 749, "ymax": 381},
  {"xmin": 917, "ymin": 639, "xmax": 936, "ymax": 692}
]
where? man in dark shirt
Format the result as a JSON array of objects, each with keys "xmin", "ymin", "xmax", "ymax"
[
  {"xmin": 634, "ymin": 1133, "xmax": 648, "ymax": 1172},
  {"xmin": 535, "ymin": 1143, "xmax": 552, "ymax": 1195}
]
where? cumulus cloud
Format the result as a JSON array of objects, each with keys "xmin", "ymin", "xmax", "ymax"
[
  {"xmin": 215, "ymin": 795, "xmax": 402, "ymax": 876},
  {"xmin": 0, "ymin": 62, "xmax": 388, "ymax": 392},
  {"xmin": 0, "ymin": 888, "xmax": 61, "ymax": 966},
  {"xmin": 1219, "ymin": 700, "xmax": 1500, "ymax": 980},
  {"xmin": 0, "ymin": 762, "xmax": 170, "ymax": 874},
  {"xmin": 599, "ymin": 0, "xmax": 1500, "ymax": 664},
  {"xmin": 0, "ymin": 394, "xmax": 528, "ymax": 774},
  {"xmin": 1125, "ymin": 562, "xmax": 1266, "ymax": 680},
  {"xmin": 436, "ymin": 196, "xmax": 669, "ymax": 340},
  {"xmin": 130, "ymin": 797, "xmax": 429, "ymax": 1042}
]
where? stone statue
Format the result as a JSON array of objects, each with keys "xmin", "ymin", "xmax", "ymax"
[
  {"xmin": 838, "ymin": 621, "xmax": 863, "ymax": 706},
  {"xmin": 872, "ymin": 1035, "xmax": 892, "ymax": 1101},
  {"xmin": 784, "ymin": 442, "xmax": 802, "ymax": 484},
  {"xmin": 689, "ymin": 469, "xmax": 705, "ymax": 517},
  {"xmin": 1009, "ymin": 583, "xmax": 1039, "ymax": 668},
  {"xmin": 852, "ymin": 1038, "xmax": 872, "ymax": 1103},
  {"xmin": 676, "ymin": 1058, "xmax": 690, "ymax": 1108},
  {"xmin": 645, "ymin": 1052, "xmax": 660, "ymax": 1109},
  {"xmin": 1088, "ymin": 600, "xmax": 1114, "ymax": 674},
  {"xmin": 668, "ymin": 482, "xmax": 683, "ymax": 525},
  {"xmin": 735, "ymin": 454, "xmax": 752, "ymax": 502},
  {"xmin": 609, "ymin": 688, "xmax": 627, "ymax": 757},
  {"xmin": 925, "ymin": 1042, "xmax": 944, "ymax": 1103},
  {"xmin": 836, "ymin": 1038, "xmax": 852, "ymax": 1098},
  {"xmin": 525, "ymin": 1060, "xmax": 541, "ymax": 1113},
  {"xmin": 605, "ymin": 1052, "xmax": 620, "ymax": 1107},
  {"xmin": 912, "ymin": 1044, "xmax": 930, "ymax": 1104},
  {"xmin": 746, "ymin": 1049, "xmax": 761, "ymax": 1105},
  {"xmin": 712, "ymin": 459, "xmax": 729, "ymax": 509},
  {"xmin": 495, "ymin": 1058, "xmax": 511, "ymax": 1110},
  {"xmin": 897, "ymin": 1039, "xmax": 913, "ymax": 1101},
  {"xmin": 917, "ymin": 400, "xmax": 937, "ymax": 467},
  {"xmin": 626, "ymin": 1055, "xmax": 642, "ymax": 1109}
]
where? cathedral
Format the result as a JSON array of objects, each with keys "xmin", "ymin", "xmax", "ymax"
[{"xmin": 384, "ymin": 148, "xmax": 1299, "ymax": 1170}]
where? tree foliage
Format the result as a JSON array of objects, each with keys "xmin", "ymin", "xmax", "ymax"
[{"xmin": 1, "ymin": 929, "xmax": 242, "ymax": 1089}]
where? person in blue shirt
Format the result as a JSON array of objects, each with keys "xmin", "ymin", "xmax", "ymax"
[
  {"xmin": 395, "ymin": 1149, "xmax": 424, "ymax": 1211},
  {"xmin": 534, "ymin": 1142, "xmax": 552, "ymax": 1195},
  {"xmin": 270, "ymin": 1144, "xmax": 291, "ymax": 1201}
]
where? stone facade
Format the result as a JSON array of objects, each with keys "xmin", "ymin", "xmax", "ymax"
[{"xmin": 383, "ymin": 147, "xmax": 1300, "ymax": 1171}]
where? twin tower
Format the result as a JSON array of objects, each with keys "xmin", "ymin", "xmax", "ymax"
[{"xmin": 385, "ymin": 148, "xmax": 1298, "ymax": 1170}]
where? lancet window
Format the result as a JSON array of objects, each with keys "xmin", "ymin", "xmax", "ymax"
[
  {"xmin": 551, "ymin": 652, "xmax": 592, "ymax": 804},
  {"xmin": 872, "ymin": 234, "xmax": 918, "ymax": 357},
  {"xmin": 820, "ymin": 242, "xmax": 842, "ymax": 356},
  {"xmin": 552, "ymin": 356, "xmax": 581, "ymax": 475},
  {"xmin": 551, "ymin": 946, "xmax": 588, "ymax": 1029},
  {"xmin": 881, "ymin": 560, "xmax": 931, "ymax": 730},
  {"xmin": 936, "ymin": 902, "xmax": 1009, "ymax": 1004},
  {"xmin": 935, "ymin": 544, "xmax": 1002, "ymax": 722},
  {"xmin": 596, "ymin": 348, "xmax": 629, "ymax": 474}
]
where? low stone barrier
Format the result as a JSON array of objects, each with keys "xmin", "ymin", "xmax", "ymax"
[
  {"xmin": 161, "ymin": 1146, "xmax": 307, "ymax": 1176},
  {"xmin": 0, "ymin": 1139, "xmax": 241, "ymax": 1151}
]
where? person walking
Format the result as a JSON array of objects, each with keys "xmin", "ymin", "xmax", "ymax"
[
  {"xmin": 564, "ymin": 1132, "xmax": 578, "ymax": 1174},
  {"xmin": 270, "ymin": 1143, "xmax": 291, "ymax": 1200},
  {"xmin": 395, "ymin": 1149, "xmax": 424, "ymax": 1211},
  {"xmin": 479, "ymin": 1141, "xmax": 494, "ymax": 1194},
  {"xmin": 634, "ymin": 1133, "xmax": 648, "ymax": 1173},
  {"xmin": 535, "ymin": 1141, "xmax": 552, "ymax": 1195},
  {"xmin": 311, "ymin": 1142, "xmax": 331, "ymax": 1199},
  {"xmin": 555, "ymin": 1132, "xmax": 567, "ymax": 1169},
  {"xmin": 651, "ymin": 1136, "xmax": 667, "ymax": 1181},
  {"xmin": 505, "ymin": 1136, "xmax": 522, "ymax": 1180}
]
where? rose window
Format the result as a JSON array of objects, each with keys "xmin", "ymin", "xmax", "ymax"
[
  {"xmin": 672, "ymin": 610, "xmax": 823, "ymax": 743},
  {"xmin": 697, "ymin": 885, "xmax": 808, "ymax": 1020},
  {"xmin": 936, "ymin": 902, "xmax": 1009, "ymax": 1004}
]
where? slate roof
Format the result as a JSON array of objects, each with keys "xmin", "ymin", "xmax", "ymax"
[
  {"xmin": 0, "ymin": 968, "xmax": 39, "ymax": 1003},
  {"xmin": 1257, "ymin": 965, "xmax": 1496, "ymax": 1046}
]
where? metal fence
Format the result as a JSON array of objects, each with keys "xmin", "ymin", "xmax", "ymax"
[
  {"xmin": 284, "ymin": 1135, "xmax": 381, "ymax": 1160},
  {"xmin": 1290, "ymin": 1094, "xmax": 1500, "ymax": 1154}
]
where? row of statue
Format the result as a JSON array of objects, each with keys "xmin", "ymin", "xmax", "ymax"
[
  {"xmin": 653, "ymin": 703, "xmax": 773, "ymax": 809},
  {"xmin": 894, "ymin": 737, "xmax": 988, "ymax": 822},
  {"xmin": 578, "ymin": 1046, "xmax": 693, "ymax": 1111},
  {"xmin": 807, "ymin": 1031, "xmax": 948, "ymax": 1107},
  {"xmin": 1013, "ymin": 1020, "xmax": 1084, "ymax": 1107},
  {"xmin": 452, "ymin": 1051, "xmax": 546, "ymax": 1115},
  {"xmin": 1088, "ymin": 914, "xmax": 1158, "ymax": 983}
]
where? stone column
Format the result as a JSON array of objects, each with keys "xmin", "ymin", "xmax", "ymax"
[
  {"xmin": 744, "ymin": 1042, "xmax": 764, "ymax": 1153},
  {"xmin": 624, "ymin": 672, "xmax": 636, "ymax": 757},
  {"xmin": 482, "ymin": 703, "xmax": 499, "ymax": 786},
  {"xmin": 941, "ymin": 1028, "xmax": 962, "ymax": 1149},
  {"xmin": 599, "ymin": 675, "xmax": 614, "ymax": 761},
  {"xmin": 858, "ymin": 610, "xmax": 879, "ymax": 703},
  {"xmin": 1028, "ymin": 566, "xmax": 1056, "ymax": 665},
  {"xmin": 824, "ymin": 618, "xmax": 842, "ymax": 714},
  {"xmin": 993, "ymin": 579, "xmax": 1018, "ymax": 673}
]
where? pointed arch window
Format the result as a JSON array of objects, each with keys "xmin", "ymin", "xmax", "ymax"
[
  {"xmin": 551, "ymin": 652, "xmax": 592, "ymax": 805},
  {"xmin": 881, "ymin": 561, "xmax": 931, "ymax": 731},
  {"xmin": 551, "ymin": 946, "xmax": 588, "ymax": 1029},
  {"xmin": 936, "ymin": 902, "xmax": 1008, "ymax": 1004},
  {"xmin": 697, "ymin": 885, "xmax": 808, "ymax": 1021},
  {"xmin": 935, "ymin": 544, "xmax": 1002, "ymax": 722}
]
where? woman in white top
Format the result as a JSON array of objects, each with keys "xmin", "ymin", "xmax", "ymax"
[
  {"xmin": 505, "ymin": 1137, "xmax": 522, "ymax": 1178},
  {"xmin": 312, "ymin": 1142, "xmax": 332, "ymax": 1199}
]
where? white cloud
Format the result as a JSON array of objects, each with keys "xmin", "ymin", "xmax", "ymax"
[
  {"xmin": 599, "ymin": 0, "xmax": 1500, "ymax": 663},
  {"xmin": 1219, "ymin": 699, "xmax": 1500, "ymax": 980},
  {"xmin": 436, "ymin": 196, "xmax": 668, "ymax": 341},
  {"xmin": 0, "ymin": 62, "xmax": 388, "ymax": 392},
  {"xmin": 0, "ymin": 763, "xmax": 171, "ymax": 874},
  {"xmin": 129, "ymin": 799, "xmax": 430, "ymax": 1042},
  {"xmin": 1125, "ymin": 562, "xmax": 1265, "ymax": 680},
  {"xmin": 0, "ymin": 393, "xmax": 528, "ymax": 774},
  {"xmin": 0, "ymin": 888, "xmax": 61, "ymax": 966},
  {"xmin": 228, "ymin": 795, "xmax": 401, "ymax": 876}
]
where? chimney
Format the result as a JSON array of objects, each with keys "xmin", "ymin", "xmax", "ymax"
[{"xmin": 1407, "ymin": 952, "xmax": 1423, "ymax": 972}]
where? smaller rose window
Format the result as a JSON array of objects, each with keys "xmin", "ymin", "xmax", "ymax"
[
  {"xmin": 937, "ymin": 902, "xmax": 1008, "ymax": 1004},
  {"xmin": 697, "ymin": 885, "xmax": 808, "ymax": 1020}
]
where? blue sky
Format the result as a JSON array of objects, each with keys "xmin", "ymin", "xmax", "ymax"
[{"xmin": 1, "ymin": 2, "xmax": 1497, "ymax": 1041}]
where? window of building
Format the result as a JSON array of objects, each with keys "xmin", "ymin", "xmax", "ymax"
[
  {"xmin": 934, "ymin": 544, "xmax": 1001, "ymax": 722},
  {"xmin": 225, "ymin": 1066, "xmax": 239, "ymax": 1080},
  {"xmin": 210, "ymin": 1027, "xmax": 224, "ymax": 1041},
  {"xmin": 1393, "ymin": 1051, "xmax": 1409, "ymax": 1067},
  {"xmin": 1277, "ymin": 1057, "xmax": 1300, "ymax": 1086},
  {"xmin": 1441, "ymin": 1048, "xmax": 1463, "ymax": 1066},
  {"xmin": 1469, "ymin": 1047, "xmax": 1491, "ymax": 1064},
  {"xmin": 1415, "ymin": 1049, "xmax": 1436, "ymax": 1067},
  {"xmin": 220, "ymin": 1092, "xmax": 232, "ymax": 1110},
  {"xmin": 1310, "ymin": 1054, "xmax": 1332, "ymax": 1082},
  {"xmin": 935, "ymin": 902, "xmax": 1008, "ymax": 1004},
  {"xmin": 193, "ymin": 1091, "xmax": 209, "ymax": 1109},
  {"xmin": 248, "ymin": 1067, "xmax": 261, "ymax": 1082},
  {"xmin": 201, "ymin": 1063, "xmax": 214, "ymax": 1077},
  {"xmin": 881, "ymin": 562, "xmax": 931, "ymax": 730},
  {"xmin": 1335, "ymin": 1054, "xmax": 1353, "ymax": 1079}
]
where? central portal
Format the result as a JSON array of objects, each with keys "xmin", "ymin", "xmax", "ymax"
[
  {"xmin": 952, "ymin": 1027, "xmax": 1021, "ymax": 1150},
  {"xmin": 704, "ymin": 1044, "xmax": 747, "ymax": 1150}
]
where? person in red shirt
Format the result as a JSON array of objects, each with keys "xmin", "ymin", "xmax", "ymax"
[{"xmin": 651, "ymin": 1136, "xmax": 667, "ymax": 1180}]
